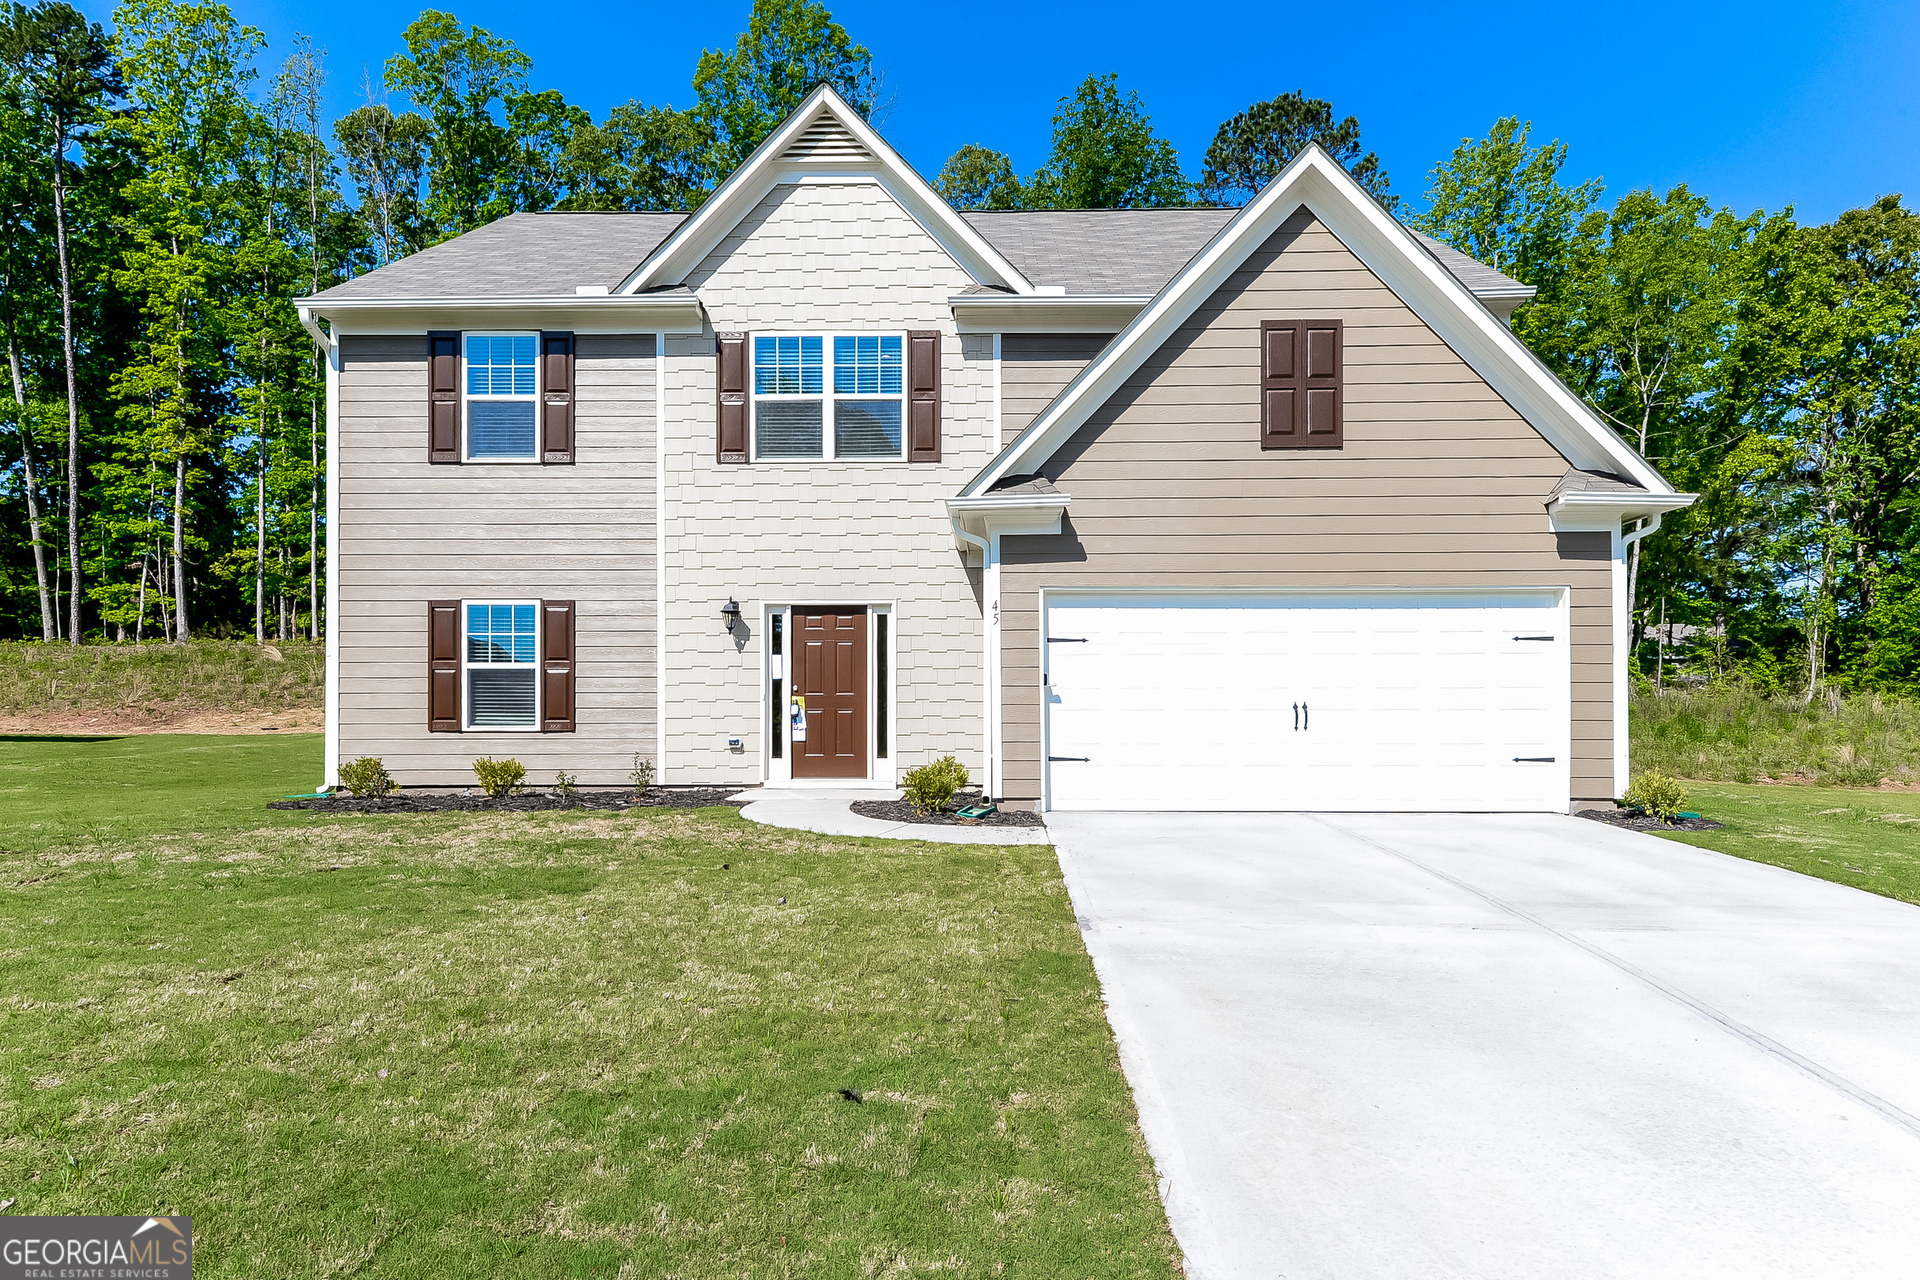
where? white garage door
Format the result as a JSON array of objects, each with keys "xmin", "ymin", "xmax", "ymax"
[{"xmin": 1042, "ymin": 592, "xmax": 1570, "ymax": 812}]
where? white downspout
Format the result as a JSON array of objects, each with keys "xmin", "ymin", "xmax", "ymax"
[
  {"xmin": 951, "ymin": 515, "xmax": 996, "ymax": 800},
  {"xmin": 1612, "ymin": 512, "xmax": 1663, "ymax": 800}
]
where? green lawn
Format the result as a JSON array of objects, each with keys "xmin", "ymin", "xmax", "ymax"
[
  {"xmin": 0, "ymin": 736, "xmax": 1178, "ymax": 1278},
  {"xmin": 1643, "ymin": 781, "xmax": 1920, "ymax": 906}
]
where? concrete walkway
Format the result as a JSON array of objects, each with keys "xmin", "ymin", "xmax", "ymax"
[
  {"xmin": 738, "ymin": 788, "xmax": 1051, "ymax": 845},
  {"xmin": 1050, "ymin": 811, "xmax": 1920, "ymax": 1280}
]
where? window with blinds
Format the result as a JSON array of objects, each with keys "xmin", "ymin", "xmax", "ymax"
[
  {"xmin": 465, "ymin": 333, "xmax": 540, "ymax": 460},
  {"xmin": 465, "ymin": 601, "xmax": 539, "ymax": 728},
  {"xmin": 752, "ymin": 333, "xmax": 904, "ymax": 460}
]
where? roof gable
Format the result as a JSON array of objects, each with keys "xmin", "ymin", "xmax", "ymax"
[
  {"xmin": 619, "ymin": 85, "xmax": 1036, "ymax": 297},
  {"xmin": 961, "ymin": 146, "xmax": 1680, "ymax": 497}
]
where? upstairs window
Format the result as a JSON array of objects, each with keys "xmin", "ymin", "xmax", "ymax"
[
  {"xmin": 752, "ymin": 333, "xmax": 904, "ymax": 460},
  {"xmin": 465, "ymin": 601, "xmax": 538, "ymax": 729},
  {"xmin": 465, "ymin": 333, "xmax": 539, "ymax": 460}
]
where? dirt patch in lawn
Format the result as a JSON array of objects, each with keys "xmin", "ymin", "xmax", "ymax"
[
  {"xmin": 0, "ymin": 706, "xmax": 323, "ymax": 736},
  {"xmin": 851, "ymin": 791, "xmax": 1046, "ymax": 828},
  {"xmin": 270, "ymin": 786, "xmax": 747, "ymax": 813}
]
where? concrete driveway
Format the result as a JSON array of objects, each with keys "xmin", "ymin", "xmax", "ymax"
[{"xmin": 1048, "ymin": 812, "xmax": 1920, "ymax": 1280}]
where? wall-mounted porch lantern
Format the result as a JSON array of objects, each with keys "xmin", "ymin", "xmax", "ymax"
[{"xmin": 720, "ymin": 598, "xmax": 742, "ymax": 633}]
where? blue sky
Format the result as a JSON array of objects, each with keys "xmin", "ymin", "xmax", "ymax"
[{"xmin": 81, "ymin": 0, "xmax": 1920, "ymax": 223}]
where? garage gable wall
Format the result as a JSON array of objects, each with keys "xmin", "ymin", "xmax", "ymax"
[{"xmin": 997, "ymin": 207, "xmax": 1615, "ymax": 807}]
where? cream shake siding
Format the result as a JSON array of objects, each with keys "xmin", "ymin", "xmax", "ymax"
[
  {"xmin": 996, "ymin": 209, "xmax": 1616, "ymax": 806},
  {"xmin": 659, "ymin": 181, "xmax": 993, "ymax": 785},
  {"xmin": 999, "ymin": 334, "xmax": 1110, "ymax": 445},
  {"xmin": 334, "ymin": 333, "xmax": 657, "ymax": 785}
]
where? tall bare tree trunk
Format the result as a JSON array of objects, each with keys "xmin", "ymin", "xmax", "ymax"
[
  {"xmin": 51, "ymin": 106, "xmax": 83, "ymax": 645},
  {"xmin": 254, "ymin": 336, "xmax": 268, "ymax": 644},
  {"xmin": 133, "ymin": 553, "xmax": 147, "ymax": 643},
  {"xmin": 171, "ymin": 451, "xmax": 188, "ymax": 642},
  {"xmin": 5, "ymin": 322, "xmax": 54, "ymax": 639},
  {"xmin": 309, "ymin": 388, "xmax": 320, "ymax": 639}
]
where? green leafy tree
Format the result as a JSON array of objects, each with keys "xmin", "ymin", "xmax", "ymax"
[
  {"xmin": 691, "ymin": 0, "xmax": 876, "ymax": 179},
  {"xmin": 112, "ymin": 0, "xmax": 262, "ymax": 641},
  {"xmin": 335, "ymin": 99, "xmax": 429, "ymax": 264},
  {"xmin": 559, "ymin": 100, "xmax": 710, "ymax": 211},
  {"xmin": 936, "ymin": 143, "xmax": 1023, "ymax": 211},
  {"xmin": 503, "ymin": 87, "xmax": 588, "ymax": 213},
  {"xmin": 1028, "ymin": 74, "xmax": 1188, "ymax": 210},
  {"xmin": 382, "ymin": 10, "xmax": 530, "ymax": 238},
  {"xmin": 3, "ymin": 0, "xmax": 120, "ymax": 643},
  {"xmin": 1200, "ymin": 90, "xmax": 1392, "ymax": 207}
]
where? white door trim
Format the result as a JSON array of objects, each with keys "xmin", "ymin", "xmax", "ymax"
[{"xmin": 760, "ymin": 598, "xmax": 896, "ymax": 790}]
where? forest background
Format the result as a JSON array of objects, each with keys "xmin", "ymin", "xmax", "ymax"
[{"xmin": 2, "ymin": 0, "xmax": 1916, "ymax": 699}]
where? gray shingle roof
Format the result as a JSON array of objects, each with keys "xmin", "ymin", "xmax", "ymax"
[
  {"xmin": 985, "ymin": 473, "xmax": 1062, "ymax": 496},
  {"xmin": 962, "ymin": 209, "xmax": 1236, "ymax": 295},
  {"xmin": 307, "ymin": 205, "xmax": 1532, "ymax": 306},
  {"xmin": 311, "ymin": 211, "xmax": 688, "ymax": 301},
  {"xmin": 1550, "ymin": 469, "xmax": 1646, "ymax": 500}
]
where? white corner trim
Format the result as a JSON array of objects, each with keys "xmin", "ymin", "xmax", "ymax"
[
  {"xmin": 321, "ymin": 332, "xmax": 341, "ymax": 790},
  {"xmin": 959, "ymin": 145, "xmax": 1685, "ymax": 499},
  {"xmin": 617, "ymin": 85, "xmax": 1036, "ymax": 297},
  {"xmin": 655, "ymin": 331, "xmax": 669, "ymax": 785}
]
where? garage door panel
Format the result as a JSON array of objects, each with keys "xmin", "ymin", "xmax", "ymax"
[{"xmin": 1044, "ymin": 593, "xmax": 1569, "ymax": 812}]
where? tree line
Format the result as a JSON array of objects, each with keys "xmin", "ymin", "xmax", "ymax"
[{"xmin": 2, "ymin": 0, "xmax": 1915, "ymax": 699}]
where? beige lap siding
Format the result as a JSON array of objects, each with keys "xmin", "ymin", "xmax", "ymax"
[
  {"xmin": 335, "ymin": 334, "xmax": 657, "ymax": 786},
  {"xmin": 997, "ymin": 209, "xmax": 1616, "ymax": 808},
  {"xmin": 999, "ymin": 334, "xmax": 1111, "ymax": 445}
]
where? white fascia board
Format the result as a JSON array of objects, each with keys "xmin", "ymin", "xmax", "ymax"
[
  {"xmin": 950, "ymin": 295, "xmax": 1149, "ymax": 334},
  {"xmin": 618, "ymin": 85, "xmax": 1035, "ymax": 297},
  {"xmin": 946, "ymin": 493, "xmax": 1069, "ymax": 541},
  {"xmin": 961, "ymin": 146, "xmax": 1680, "ymax": 497},
  {"xmin": 1547, "ymin": 489, "xmax": 1698, "ymax": 530},
  {"xmin": 299, "ymin": 295, "xmax": 707, "ymax": 336}
]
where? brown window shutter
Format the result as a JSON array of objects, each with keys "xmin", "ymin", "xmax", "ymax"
[
  {"xmin": 907, "ymin": 330, "xmax": 940, "ymax": 461},
  {"xmin": 428, "ymin": 599, "xmax": 461, "ymax": 730},
  {"xmin": 541, "ymin": 599, "xmax": 576, "ymax": 732},
  {"xmin": 541, "ymin": 331, "xmax": 575, "ymax": 463},
  {"xmin": 716, "ymin": 332, "xmax": 748, "ymax": 463},
  {"xmin": 1261, "ymin": 319, "xmax": 1342, "ymax": 449},
  {"xmin": 428, "ymin": 331, "xmax": 461, "ymax": 463}
]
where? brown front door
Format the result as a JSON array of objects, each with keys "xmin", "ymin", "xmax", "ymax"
[{"xmin": 792, "ymin": 608, "xmax": 868, "ymax": 778}]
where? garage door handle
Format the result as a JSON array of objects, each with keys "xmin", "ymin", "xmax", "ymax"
[
  {"xmin": 1048, "ymin": 755, "xmax": 1090, "ymax": 763},
  {"xmin": 1292, "ymin": 702, "xmax": 1299, "ymax": 731},
  {"xmin": 1513, "ymin": 635, "xmax": 1555, "ymax": 641},
  {"xmin": 1513, "ymin": 756, "xmax": 1556, "ymax": 763},
  {"xmin": 1047, "ymin": 637, "xmax": 1087, "ymax": 643}
]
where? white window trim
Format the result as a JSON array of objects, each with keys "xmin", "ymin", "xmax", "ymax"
[
  {"xmin": 461, "ymin": 597, "xmax": 543, "ymax": 733},
  {"xmin": 462, "ymin": 330, "xmax": 542, "ymax": 463},
  {"xmin": 749, "ymin": 331, "xmax": 908, "ymax": 462}
]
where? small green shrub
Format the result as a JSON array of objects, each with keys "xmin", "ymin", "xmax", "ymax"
[
  {"xmin": 471, "ymin": 757, "xmax": 526, "ymax": 799},
  {"xmin": 630, "ymin": 753, "xmax": 654, "ymax": 794},
  {"xmin": 335, "ymin": 756, "xmax": 397, "ymax": 797},
  {"xmin": 903, "ymin": 755, "xmax": 970, "ymax": 814},
  {"xmin": 553, "ymin": 771, "xmax": 577, "ymax": 804},
  {"xmin": 1622, "ymin": 771, "xmax": 1690, "ymax": 822}
]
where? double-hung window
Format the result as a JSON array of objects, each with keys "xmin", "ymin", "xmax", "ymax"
[
  {"xmin": 752, "ymin": 333, "xmax": 904, "ymax": 460},
  {"xmin": 465, "ymin": 602, "xmax": 538, "ymax": 728},
  {"xmin": 465, "ymin": 333, "xmax": 539, "ymax": 460}
]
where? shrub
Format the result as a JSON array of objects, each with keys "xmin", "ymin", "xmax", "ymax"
[
  {"xmin": 335, "ymin": 756, "xmax": 397, "ymax": 797},
  {"xmin": 1622, "ymin": 771, "xmax": 1690, "ymax": 822},
  {"xmin": 553, "ymin": 771, "xmax": 577, "ymax": 805},
  {"xmin": 630, "ymin": 753, "xmax": 654, "ymax": 794},
  {"xmin": 903, "ymin": 755, "xmax": 970, "ymax": 814},
  {"xmin": 471, "ymin": 757, "xmax": 526, "ymax": 799}
]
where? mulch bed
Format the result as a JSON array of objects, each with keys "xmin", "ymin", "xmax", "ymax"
[
  {"xmin": 1578, "ymin": 808, "xmax": 1725, "ymax": 833},
  {"xmin": 268, "ymin": 787, "xmax": 748, "ymax": 814},
  {"xmin": 850, "ymin": 791, "xmax": 1047, "ymax": 829}
]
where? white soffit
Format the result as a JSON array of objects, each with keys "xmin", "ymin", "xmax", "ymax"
[
  {"xmin": 960, "ymin": 146, "xmax": 1682, "ymax": 498},
  {"xmin": 618, "ymin": 85, "xmax": 1036, "ymax": 297}
]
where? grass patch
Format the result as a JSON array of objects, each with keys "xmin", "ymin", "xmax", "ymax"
[
  {"xmin": 0, "ymin": 641, "xmax": 323, "ymax": 715},
  {"xmin": 1644, "ymin": 781, "xmax": 1920, "ymax": 906},
  {"xmin": 1631, "ymin": 685, "xmax": 1920, "ymax": 786},
  {"xmin": 0, "ymin": 736, "xmax": 1177, "ymax": 1278}
]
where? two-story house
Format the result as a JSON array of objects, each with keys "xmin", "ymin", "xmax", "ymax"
[{"xmin": 297, "ymin": 86, "xmax": 1691, "ymax": 813}]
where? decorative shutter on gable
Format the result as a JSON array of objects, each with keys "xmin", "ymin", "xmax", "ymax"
[
  {"xmin": 907, "ymin": 330, "xmax": 940, "ymax": 462},
  {"xmin": 1261, "ymin": 319, "xmax": 1343, "ymax": 449},
  {"xmin": 541, "ymin": 600, "xmax": 575, "ymax": 732},
  {"xmin": 716, "ymin": 332, "xmax": 748, "ymax": 463},
  {"xmin": 428, "ymin": 600, "xmax": 461, "ymax": 730},
  {"xmin": 428, "ymin": 331, "xmax": 461, "ymax": 463},
  {"xmin": 541, "ymin": 331, "xmax": 575, "ymax": 463}
]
